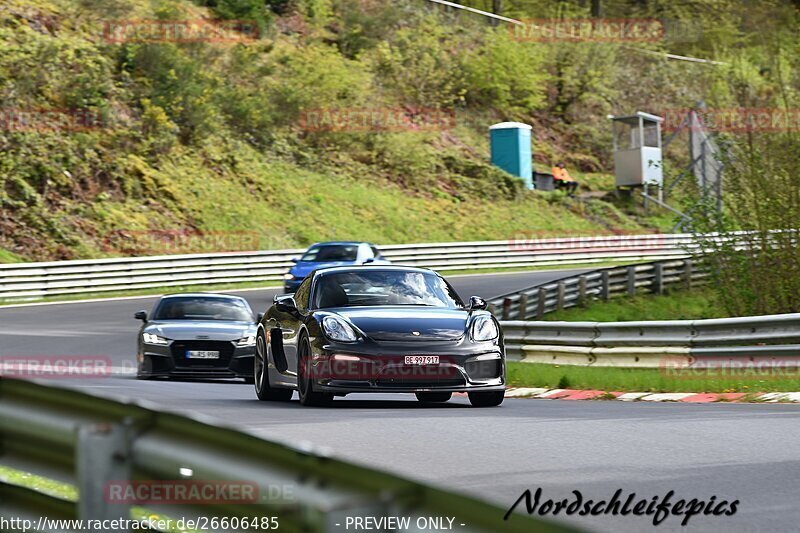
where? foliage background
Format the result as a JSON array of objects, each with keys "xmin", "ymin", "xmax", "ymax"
[{"xmin": 1, "ymin": 0, "xmax": 798, "ymax": 317}]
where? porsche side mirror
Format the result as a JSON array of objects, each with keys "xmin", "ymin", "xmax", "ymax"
[
  {"xmin": 468, "ymin": 296, "xmax": 487, "ymax": 311},
  {"xmin": 363, "ymin": 257, "xmax": 375, "ymax": 264},
  {"xmin": 257, "ymin": 312, "xmax": 264, "ymax": 323},
  {"xmin": 275, "ymin": 295, "xmax": 298, "ymax": 313},
  {"xmin": 134, "ymin": 310, "xmax": 148, "ymax": 321},
  {"xmin": 290, "ymin": 257, "xmax": 299, "ymax": 263}
]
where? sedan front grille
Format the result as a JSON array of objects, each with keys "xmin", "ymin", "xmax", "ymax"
[{"xmin": 170, "ymin": 340, "xmax": 234, "ymax": 369}]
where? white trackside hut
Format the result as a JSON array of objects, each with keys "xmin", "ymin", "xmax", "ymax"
[{"xmin": 609, "ymin": 112, "xmax": 664, "ymax": 188}]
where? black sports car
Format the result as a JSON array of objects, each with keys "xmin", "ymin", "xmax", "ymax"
[
  {"xmin": 254, "ymin": 266, "xmax": 505, "ymax": 407},
  {"xmin": 135, "ymin": 293, "xmax": 259, "ymax": 381}
]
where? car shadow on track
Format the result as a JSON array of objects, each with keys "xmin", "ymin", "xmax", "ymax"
[{"xmin": 223, "ymin": 397, "xmax": 472, "ymax": 410}]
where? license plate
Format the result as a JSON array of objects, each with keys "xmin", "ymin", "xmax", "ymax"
[
  {"xmin": 186, "ymin": 350, "xmax": 220, "ymax": 359},
  {"xmin": 404, "ymin": 355, "xmax": 439, "ymax": 365}
]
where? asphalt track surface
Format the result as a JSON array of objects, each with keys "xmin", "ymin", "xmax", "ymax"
[{"xmin": 2, "ymin": 268, "xmax": 799, "ymax": 532}]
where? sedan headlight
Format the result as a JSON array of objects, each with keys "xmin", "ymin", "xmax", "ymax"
[
  {"xmin": 470, "ymin": 316, "xmax": 499, "ymax": 341},
  {"xmin": 283, "ymin": 273, "xmax": 295, "ymax": 281},
  {"xmin": 236, "ymin": 335, "xmax": 256, "ymax": 347},
  {"xmin": 142, "ymin": 332, "xmax": 170, "ymax": 345},
  {"xmin": 322, "ymin": 316, "xmax": 358, "ymax": 343}
]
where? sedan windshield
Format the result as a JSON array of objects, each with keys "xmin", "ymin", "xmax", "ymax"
[
  {"xmin": 153, "ymin": 297, "xmax": 254, "ymax": 321},
  {"xmin": 314, "ymin": 270, "xmax": 463, "ymax": 309},
  {"xmin": 301, "ymin": 244, "xmax": 359, "ymax": 262}
]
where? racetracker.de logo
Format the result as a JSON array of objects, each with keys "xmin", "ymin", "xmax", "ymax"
[
  {"xmin": 511, "ymin": 18, "xmax": 664, "ymax": 42},
  {"xmin": 104, "ymin": 480, "xmax": 260, "ymax": 504},
  {"xmin": 299, "ymin": 108, "xmax": 456, "ymax": 132},
  {"xmin": 0, "ymin": 356, "xmax": 112, "ymax": 379},
  {"xmin": 507, "ymin": 233, "xmax": 668, "ymax": 253},
  {"xmin": 102, "ymin": 229, "xmax": 263, "ymax": 255},
  {"xmin": 102, "ymin": 19, "xmax": 260, "ymax": 43},
  {"xmin": 0, "ymin": 109, "xmax": 105, "ymax": 132},
  {"xmin": 660, "ymin": 356, "xmax": 800, "ymax": 380},
  {"xmin": 298, "ymin": 354, "xmax": 499, "ymax": 381},
  {"xmin": 662, "ymin": 108, "xmax": 800, "ymax": 133}
]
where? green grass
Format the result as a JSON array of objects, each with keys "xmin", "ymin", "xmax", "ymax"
[
  {"xmin": 0, "ymin": 465, "xmax": 200, "ymax": 532},
  {"xmin": 507, "ymin": 362, "xmax": 800, "ymax": 394},
  {"xmin": 0, "ymin": 465, "xmax": 77, "ymax": 501},
  {"xmin": 544, "ymin": 288, "xmax": 728, "ymax": 322},
  {"xmin": 0, "ymin": 248, "xmax": 22, "ymax": 263}
]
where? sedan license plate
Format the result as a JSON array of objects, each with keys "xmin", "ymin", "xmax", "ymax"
[
  {"xmin": 186, "ymin": 350, "xmax": 220, "ymax": 359},
  {"xmin": 404, "ymin": 355, "xmax": 439, "ymax": 365}
]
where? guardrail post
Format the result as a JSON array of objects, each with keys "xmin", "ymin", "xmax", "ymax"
[
  {"xmin": 684, "ymin": 259, "xmax": 693, "ymax": 290},
  {"xmin": 556, "ymin": 282, "xmax": 565, "ymax": 311},
  {"xmin": 626, "ymin": 266, "xmax": 636, "ymax": 296},
  {"xmin": 578, "ymin": 276, "xmax": 587, "ymax": 307},
  {"xmin": 536, "ymin": 288, "xmax": 546, "ymax": 319},
  {"xmin": 653, "ymin": 262, "xmax": 664, "ymax": 295},
  {"xmin": 518, "ymin": 293, "xmax": 528, "ymax": 320},
  {"xmin": 77, "ymin": 420, "xmax": 133, "ymax": 528},
  {"xmin": 502, "ymin": 298, "xmax": 512, "ymax": 320},
  {"xmin": 600, "ymin": 271, "xmax": 610, "ymax": 300}
]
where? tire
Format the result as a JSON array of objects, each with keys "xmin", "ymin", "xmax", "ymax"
[
  {"xmin": 415, "ymin": 392, "xmax": 452, "ymax": 403},
  {"xmin": 468, "ymin": 390, "xmax": 505, "ymax": 407},
  {"xmin": 297, "ymin": 334, "xmax": 333, "ymax": 407},
  {"xmin": 255, "ymin": 330, "xmax": 293, "ymax": 402}
]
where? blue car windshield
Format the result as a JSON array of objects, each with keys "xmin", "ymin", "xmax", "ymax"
[
  {"xmin": 301, "ymin": 244, "xmax": 359, "ymax": 262},
  {"xmin": 153, "ymin": 297, "xmax": 253, "ymax": 321},
  {"xmin": 314, "ymin": 271, "xmax": 463, "ymax": 309}
]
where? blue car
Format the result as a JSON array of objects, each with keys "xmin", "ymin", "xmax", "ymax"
[{"xmin": 283, "ymin": 242, "xmax": 389, "ymax": 293}]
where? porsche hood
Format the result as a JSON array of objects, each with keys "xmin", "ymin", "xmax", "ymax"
[{"xmin": 329, "ymin": 307, "xmax": 470, "ymax": 342}]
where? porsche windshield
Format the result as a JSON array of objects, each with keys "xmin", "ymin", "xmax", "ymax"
[
  {"xmin": 314, "ymin": 271, "xmax": 463, "ymax": 309},
  {"xmin": 153, "ymin": 297, "xmax": 254, "ymax": 321}
]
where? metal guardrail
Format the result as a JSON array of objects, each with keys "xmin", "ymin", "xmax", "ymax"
[
  {"xmin": 488, "ymin": 256, "xmax": 800, "ymax": 365},
  {"xmin": 501, "ymin": 313, "xmax": 800, "ymax": 366},
  {"xmin": 489, "ymin": 257, "xmax": 705, "ymax": 321},
  {"xmin": 0, "ymin": 379, "xmax": 572, "ymax": 532},
  {"xmin": 0, "ymin": 234, "xmax": 695, "ymax": 298}
]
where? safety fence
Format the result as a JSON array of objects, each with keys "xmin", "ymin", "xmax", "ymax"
[
  {"xmin": 489, "ymin": 257, "xmax": 706, "ymax": 321},
  {"xmin": 0, "ymin": 234, "xmax": 695, "ymax": 298},
  {"xmin": 500, "ymin": 313, "xmax": 800, "ymax": 366},
  {"xmin": 0, "ymin": 379, "xmax": 571, "ymax": 532}
]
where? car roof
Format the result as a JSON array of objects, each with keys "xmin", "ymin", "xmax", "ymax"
[
  {"xmin": 307, "ymin": 241, "xmax": 372, "ymax": 247},
  {"xmin": 312, "ymin": 265, "xmax": 434, "ymax": 276},
  {"xmin": 159, "ymin": 292, "xmax": 246, "ymax": 300}
]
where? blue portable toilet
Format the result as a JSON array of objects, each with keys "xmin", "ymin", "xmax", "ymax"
[{"xmin": 489, "ymin": 122, "xmax": 533, "ymax": 189}]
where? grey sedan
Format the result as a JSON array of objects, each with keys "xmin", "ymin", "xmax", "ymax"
[{"xmin": 135, "ymin": 293, "xmax": 260, "ymax": 382}]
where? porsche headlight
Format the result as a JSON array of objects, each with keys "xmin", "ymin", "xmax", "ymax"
[
  {"xmin": 283, "ymin": 273, "xmax": 295, "ymax": 280},
  {"xmin": 322, "ymin": 316, "xmax": 358, "ymax": 343},
  {"xmin": 470, "ymin": 316, "xmax": 498, "ymax": 341},
  {"xmin": 236, "ymin": 335, "xmax": 256, "ymax": 347},
  {"xmin": 142, "ymin": 332, "xmax": 169, "ymax": 345}
]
